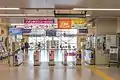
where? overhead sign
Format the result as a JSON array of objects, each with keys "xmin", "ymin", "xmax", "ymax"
[
  {"xmin": 72, "ymin": 18, "xmax": 87, "ymax": 24},
  {"xmin": 24, "ymin": 24, "xmax": 49, "ymax": 29},
  {"xmin": 58, "ymin": 19, "xmax": 71, "ymax": 29},
  {"xmin": 79, "ymin": 29, "xmax": 88, "ymax": 33},
  {"xmin": 22, "ymin": 29, "xmax": 31, "ymax": 35},
  {"xmin": 72, "ymin": 18, "xmax": 87, "ymax": 29},
  {"xmin": 24, "ymin": 19, "xmax": 54, "ymax": 24},
  {"xmin": 23, "ymin": 29, "xmax": 45, "ymax": 35},
  {"xmin": 24, "ymin": 18, "xmax": 57, "ymax": 29},
  {"xmin": 46, "ymin": 30, "xmax": 56, "ymax": 36},
  {"xmin": 9, "ymin": 28, "xmax": 22, "ymax": 35},
  {"xmin": 55, "ymin": 14, "xmax": 86, "ymax": 18}
]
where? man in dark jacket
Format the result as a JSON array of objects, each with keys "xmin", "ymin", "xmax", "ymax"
[{"xmin": 25, "ymin": 41, "xmax": 29, "ymax": 53}]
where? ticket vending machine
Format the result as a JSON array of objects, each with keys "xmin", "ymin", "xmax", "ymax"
[{"xmin": 49, "ymin": 49, "xmax": 55, "ymax": 66}]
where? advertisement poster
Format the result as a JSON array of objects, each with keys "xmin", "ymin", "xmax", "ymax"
[{"xmin": 58, "ymin": 19, "xmax": 71, "ymax": 29}]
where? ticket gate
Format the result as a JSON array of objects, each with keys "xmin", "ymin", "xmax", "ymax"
[
  {"xmin": 49, "ymin": 49, "xmax": 55, "ymax": 66},
  {"xmin": 62, "ymin": 50, "xmax": 67, "ymax": 66},
  {"xmin": 34, "ymin": 48, "xmax": 40, "ymax": 66}
]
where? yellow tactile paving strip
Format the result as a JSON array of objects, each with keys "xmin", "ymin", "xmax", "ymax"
[{"xmin": 89, "ymin": 66, "xmax": 115, "ymax": 80}]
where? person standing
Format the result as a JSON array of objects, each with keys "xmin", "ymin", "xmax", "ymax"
[
  {"xmin": 25, "ymin": 41, "xmax": 29, "ymax": 54},
  {"xmin": 38, "ymin": 42, "xmax": 41, "ymax": 50}
]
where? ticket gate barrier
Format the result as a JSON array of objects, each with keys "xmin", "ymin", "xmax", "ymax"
[
  {"xmin": 49, "ymin": 49, "xmax": 55, "ymax": 66},
  {"xmin": 62, "ymin": 50, "xmax": 67, "ymax": 66},
  {"xmin": 75, "ymin": 54, "xmax": 81, "ymax": 65},
  {"xmin": 72, "ymin": 50, "xmax": 81, "ymax": 65},
  {"xmin": 34, "ymin": 49, "xmax": 40, "ymax": 66}
]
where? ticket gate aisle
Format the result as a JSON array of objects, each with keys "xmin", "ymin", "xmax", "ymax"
[
  {"xmin": 32, "ymin": 49, "xmax": 79, "ymax": 67},
  {"xmin": 48, "ymin": 49, "xmax": 75, "ymax": 66},
  {"xmin": 48, "ymin": 49, "xmax": 55, "ymax": 66}
]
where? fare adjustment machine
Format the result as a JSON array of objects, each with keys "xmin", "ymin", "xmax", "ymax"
[
  {"xmin": 109, "ymin": 46, "xmax": 119, "ymax": 68},
  {"xmin": 49, "ymin": 49, "xmax": 55, "ymax": 66}
]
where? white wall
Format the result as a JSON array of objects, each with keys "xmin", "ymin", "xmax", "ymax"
[
  {"xmin": 96, "ymin": 18, "xmax": 117, "ymax": 34},
  {"xmin": 117, "ymin": 17, "xmax": 120, "ymax": 33},
  {"xmin": 0, "ymin": 25, "xmax": 9, "ymax": 38}
]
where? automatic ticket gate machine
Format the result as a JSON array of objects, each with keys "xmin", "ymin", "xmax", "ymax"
[
  {"xmin": 62, "ymin": 50, "xmax": 68, "ymax": 66},
  {"xmin": 49, "ymin": 49, "xmax": 55, "ymax": 66}
]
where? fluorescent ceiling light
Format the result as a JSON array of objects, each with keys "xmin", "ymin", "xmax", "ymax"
[
  {"xmin": 10, "ymin": 23, "xmax": 24, "ymax": 26},
  {"xmin": 73, "ymin": 8, "xmax": 120, "ymax": 11},
  {"xmin": 0, "ymin": 8, "xmax": 20, "ymax": 10},
  {"xmin": 86, "ymin": 14, "xmax": 91, "ymax": 16}
]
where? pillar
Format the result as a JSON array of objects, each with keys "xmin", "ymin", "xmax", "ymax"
[{"xmin": 95, "ymin": 18, "xmax": 117, "ymax": 65}]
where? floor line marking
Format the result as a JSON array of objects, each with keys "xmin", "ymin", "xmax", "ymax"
[{"xmin": 89, "ymin": 66, "xmax": 115, "ymax": 80}]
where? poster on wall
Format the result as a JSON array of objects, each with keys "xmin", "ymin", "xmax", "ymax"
[{"xmin": 58, "ymin": 19, "xmax": 72, "ymax": 29}]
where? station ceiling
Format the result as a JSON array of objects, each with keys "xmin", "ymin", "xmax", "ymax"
[{"xmin": 0, "ymin": 0, "xmax": 120, "ymax": 23}]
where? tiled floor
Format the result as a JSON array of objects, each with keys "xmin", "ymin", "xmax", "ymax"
[
  {"xmin": 0, "ymin": 64, "xmax": 103, "ymax": 80},
  {"xmin": 0, "ymin": 50, "xmax": 120, "ymax": 80}
]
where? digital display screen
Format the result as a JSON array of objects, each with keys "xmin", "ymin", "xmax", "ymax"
[
  {"xmin": 22, "ymin": 29, "xmax": 31, "ymax": 33},
  {"xmin": 79, "ymin": 29, "xmax": 88, "ymax": 33}
]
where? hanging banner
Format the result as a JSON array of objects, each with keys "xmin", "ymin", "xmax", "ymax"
[{"xmin": 58, "ymin": 19, "xmax": 71, "ymax": 29}]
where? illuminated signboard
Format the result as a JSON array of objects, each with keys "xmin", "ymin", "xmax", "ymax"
[
  {"xmin": 58, "ymin": 19, "xmax": 71, "ymax": 29},
  {"xmin": 9, "ymin": 28, "xmax": 22, "ymax": 35}
]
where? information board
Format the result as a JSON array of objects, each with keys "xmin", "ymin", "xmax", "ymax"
[
  {"xmin": 46, "ymin": 30, "xmax": 56, "ymax": 36},
  {"xmin": 79, "ymin": 29, "xmax": 88, "ymax": 33},
  {"xmin": 9, "ymin": 28, "xmax": 22, "ymax": 35}
]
